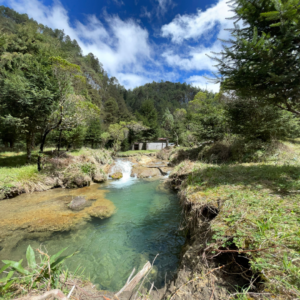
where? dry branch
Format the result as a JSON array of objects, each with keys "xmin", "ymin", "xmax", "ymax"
[{"xmin": 115, "ymin": 262, "xmax": 151, "ymax": 297}]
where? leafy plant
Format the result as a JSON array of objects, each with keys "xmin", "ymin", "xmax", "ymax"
[{"xmin": 0, "ymin": 246, "xmax": 76, "ymax": 298}]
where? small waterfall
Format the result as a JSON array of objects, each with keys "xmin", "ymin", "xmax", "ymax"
[{"xmin": 109, "ymin": 159, "xmax": 136, "ymax": 188}]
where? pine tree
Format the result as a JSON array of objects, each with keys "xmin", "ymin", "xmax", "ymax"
[
  {"xmin": 214, "ymin": 0, "xmax": 300, "ymax": 115},
  {"xmin": 137, "ymin": 99, "xmax": 159, "ymax": 140},
  {"xmin": 104, "ymin": 97, "xmax": 119, "ymax": 125}
]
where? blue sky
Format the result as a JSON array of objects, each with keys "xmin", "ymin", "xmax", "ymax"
[{"xmin": 0, "ymin": 0, "xmax": 235, "ymax": 92}]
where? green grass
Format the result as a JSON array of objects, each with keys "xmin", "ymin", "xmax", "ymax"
[
  {"xmin": 117, "ymin": 150, "xmax": 159, "ymax": 157},
  {"xmin": 0, "ymin": 148, "xmax": 57, "ymax": 168},
  {"xmin": 0, "ymin": 151, "xmax": 37, "ymax": 168},
  {"xmin": 0, "ymin": 165, "xmax": 39, "ymax": 193},
  {"xmin": 173, "ymin": 142, "xmax": 300, "ymax": 298},
  {"xmin": 0, "ymin": 148, "xmax": 54, "ymax": 195}
]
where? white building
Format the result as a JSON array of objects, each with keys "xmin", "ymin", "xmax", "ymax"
[{"xmin": 131, "ymin": 138, "xmax": 169, "ymax": 151}]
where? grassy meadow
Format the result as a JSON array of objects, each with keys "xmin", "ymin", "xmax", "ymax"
[{"xmin": 171, "ymin": 139, "xmax": 300, "ymax": 298}]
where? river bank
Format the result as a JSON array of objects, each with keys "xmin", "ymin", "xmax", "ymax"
[
  {"xmin": 162, "ymin": 140, "xmax": 300, "ymax": 300},
  {"xmin": 0, "ymin": 148, "xmax": 168, "ymax": 200}
]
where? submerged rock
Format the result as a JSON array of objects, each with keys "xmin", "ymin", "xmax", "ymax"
[
  {"xmin": 0, "ymin": 185, "xmax": 116, "ymax": 257},
  {"xmin": 110, "ymin": 172, "xmax": 123, "ymax": 179},
  {"xmin": 89, "ymin": 205, "xmax": 113, "ymax": 219},
  {"xmin": 68, "ymin": 196, "xmax": 88, "ymax": 211}
]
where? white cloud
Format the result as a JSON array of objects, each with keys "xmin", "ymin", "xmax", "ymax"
[
  {"xmin": 140, "ymin": 6, "xmax": 152, "ymax": 19},
  {"xmin": 4, "ymin": 0, "xmax": 153, "ymax": 88},
  {"xmin": 161, "ymin": 0, "xmax": 235, "ymax": 73},
  {"xmin": 116, "ymin": 73, "xmax": 151, "ymax": 89},
  {"xmin": 162, "ymin": 41, "xmax": 222, "ymax": 72},
  {"xmin": 161, "ymin": 0, "xmax": 234, "ymax": 43},
  {"xmin": 187, "ymin": 75, "xmax": 220, "ymax": 93},
  {"xmin": 112, "ymin": 0, "xmax": 124, "ymax": 6},
  {"xmin": 156, "ymin": 0, "xmax": 173, "ymax": 15}
]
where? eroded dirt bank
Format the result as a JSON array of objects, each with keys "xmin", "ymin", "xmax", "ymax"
[{"xmin": 163, "ymin": 184, "xmax": 252, "ymax": 300}]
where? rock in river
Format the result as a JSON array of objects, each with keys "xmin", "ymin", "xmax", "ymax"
[
  {"xmin": 93, "ymin": 173, "xmax": 107, "ymax": 183},
  {"xmin": 110, "ymin": 172, "xmax": 123, "ymax": 179},
  {"xmin": 68, "ymin": 196, "xmax": 89, "ymax": 211},
  {"xmin": 130, "ymin": 166, "xmax": 161, "ymax": 178},
  {"xmin": 0, "ymin": 184, "xmax": 116, "ymax": 256}
]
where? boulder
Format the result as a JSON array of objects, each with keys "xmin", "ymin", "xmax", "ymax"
[
  {"xmin": 131, "ymin": 166, "xmax": 161, "ymax": 178},
  {"xmin": 93, "ymin": 173, "xmax": 106, "ymax": 183},
  {"xmin": 68, "ymin": 196, "xmax": 89, "ymax": 211},
  {"xmin": 73, "ymin": 175, "xmax": 91, "ymax": 187},
  {"xmin": 110, "ymin": 172, "xmax": 123, "ymax": 180}
]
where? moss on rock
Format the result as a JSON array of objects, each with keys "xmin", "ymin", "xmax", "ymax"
[{"xmin": 110, "ymin": 172, "xmax": 123, "ymax": 179}]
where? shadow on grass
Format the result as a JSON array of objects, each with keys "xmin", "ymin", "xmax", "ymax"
[
  {"xmin": 171, "ymin": 147, "xmax": 204, "ymax": 164},
  {"xmin": 186, "ymin": 164, "xmax": 300, "ymax": 196},
  {"xmin": 0, "ymin": 153, "xmax": 38, "ymax": 168}
]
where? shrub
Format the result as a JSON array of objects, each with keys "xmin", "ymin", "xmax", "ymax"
[{"xmin": 226, "ymin": 98, "xmax": 300, "ymax": 141}]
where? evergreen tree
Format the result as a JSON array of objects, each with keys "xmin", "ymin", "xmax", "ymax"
[
  {"xmin": 188, "ymin": 92, "xmax": 227, "ymax": 142},
  {"xmin": 226, "ymin": 97, "xmax": 299, "ymax": 141},
  {"xmin": 214, "ymin": 0, "xmax": 300, "ymax": 115},
  {"xmin": 104, "ymin": 97, "xmax": 119, "ymax": 125},
  {"xmin": 136, "ymin": 99, "xmax": 158, "ymax": 140}
]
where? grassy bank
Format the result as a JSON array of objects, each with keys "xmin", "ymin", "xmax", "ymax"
[
  {"xmin": 0, "ymin": 148, "xmax": 113, "ymax": 200},
  {"xmin": 168, "ymin": 140, "xmax": 300, "ymax": 299}
]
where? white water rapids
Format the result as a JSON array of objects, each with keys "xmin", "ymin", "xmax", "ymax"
[{"xmin": 108, "ymin": 159, "xmax": 137, "ymax": 188}]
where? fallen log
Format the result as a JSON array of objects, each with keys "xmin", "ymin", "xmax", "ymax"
[{"xmin": 115, "ymin": 262, "xmax": 152, "ymax": 297}]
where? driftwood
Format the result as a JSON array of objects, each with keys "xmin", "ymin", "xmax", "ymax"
[
  {"xmin": 14, "ymin": 289, "xmax": 67, "ymax": 300},
  {"xmin": 115, "ymin": 262, "xmax": 151, "ymax": 297}
]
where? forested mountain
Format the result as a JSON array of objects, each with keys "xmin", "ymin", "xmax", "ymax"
[
  {"xmin": 0, "ymin": 6, "xmax": 131, "ymax": 156},
  {"xmin": 0, "ymin": 6, "xmax": 219, "ymax": 154},
  {"xmin": 125, "ymin": 81, "xmax": 207, "ymax": 122}
]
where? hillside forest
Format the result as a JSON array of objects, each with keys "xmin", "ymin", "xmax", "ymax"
[{"xmin": 1, "ymin": 3, "xmax": 300, "ymax": 166}]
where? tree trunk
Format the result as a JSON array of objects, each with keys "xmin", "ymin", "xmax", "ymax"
[
  {"xmin": 174, "ymin": 132, "xmax": 179, "ymax": 146},
  {"xmin": 26, "ymin": 132, "xmax": 34, "ymax": 163},
  {"xmin": 40, "ymin": 132, "xmax": 48, "ymax": 153},
  {"xmin": 58, "ymin": 129, "xmax": 62, "ymax": 153},
  {"xmin": 38, "ymin": 131, "xmax": 49, "ymax": 172}
]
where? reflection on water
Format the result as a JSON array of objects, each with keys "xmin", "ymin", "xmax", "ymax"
[{"xmin": 0, "ymin": 179, "xmax": 184, "ymax": 292}]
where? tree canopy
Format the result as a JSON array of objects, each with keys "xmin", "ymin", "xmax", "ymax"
[{"xmin": 215, "ymin": 0, "xmax": 300, "ymax": 115}]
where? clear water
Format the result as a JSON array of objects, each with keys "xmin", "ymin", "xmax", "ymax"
[{"xmin": 7, "ymin": 178, "xmax": 184, "ymax": 292}]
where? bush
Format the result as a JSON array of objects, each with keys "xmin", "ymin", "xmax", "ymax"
[
  {"xmin": 198, "ymin": 137, "xmax": 289, "ymax": 163},
  {"xmin": 226, "ymin": 98, "xmax": 300, "ymax": 141}
]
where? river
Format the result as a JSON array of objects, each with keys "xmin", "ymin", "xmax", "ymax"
[{"xmin": 0, "ymin": 160, "xmax": 185, "ymax": 292}]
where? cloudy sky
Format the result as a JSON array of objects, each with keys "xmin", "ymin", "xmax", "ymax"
[{"xmin": 0, "ymin": 0, "xmax": 234, "ymax": 92}]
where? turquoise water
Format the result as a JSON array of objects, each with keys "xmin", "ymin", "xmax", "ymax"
[{"xmin": 11, "ymin": 179, "xmax": 185, "ymax": 292}]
